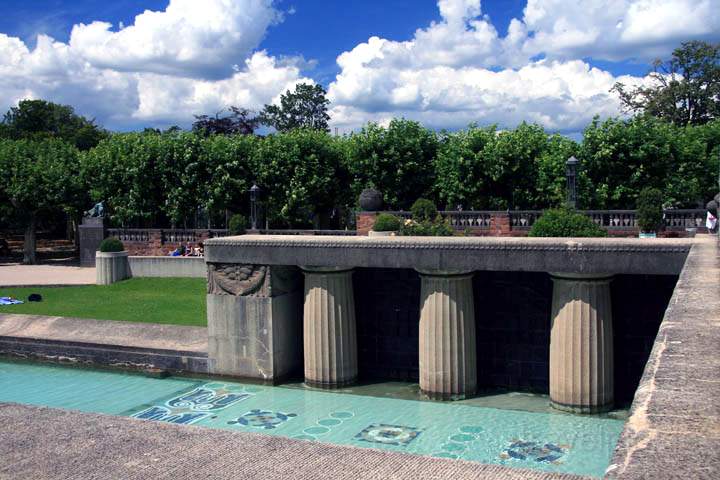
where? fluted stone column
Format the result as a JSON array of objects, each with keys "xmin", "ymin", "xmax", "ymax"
[
  {"xmin": 550, "ymin": 273, "xmax": 614, "ymax": 413},
  {"xmin": 417, "ymin": 269, "xmax": 476, "ymax": 400},
  {"xmin": 302, "ymin": 267, "xmax": 357, "ymax": 388}
]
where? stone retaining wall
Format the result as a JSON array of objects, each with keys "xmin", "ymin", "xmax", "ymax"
[{"xmin": 128, "ymin": 256, "xmax": 206, "ymax": 278}]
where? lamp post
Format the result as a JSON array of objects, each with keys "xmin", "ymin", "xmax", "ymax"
[
  {"xmin": 249, "ymin": 184, "xmax": 261, "ymax": 231},
  {"xmin": 566, "ymin": 156, "xmax": 579, "ymax": 209}
]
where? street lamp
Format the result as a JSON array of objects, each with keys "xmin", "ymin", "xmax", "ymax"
[
  {"xmin": 565, "ymin": 156, "xmax": 579, "ymax": 209},
  {"xmin": 249, "ymin": 184, "xmax": 261, "ymax": 230}
]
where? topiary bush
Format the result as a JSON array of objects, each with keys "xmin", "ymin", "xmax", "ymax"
[
  {"xmin": 636, "ymin": 187, "xmax": 664, "ymax": 233},
  {"xmin": 373, "ymin": 213, "xmax": 401, "ymax": 232},
  {"xmin": 99, "ymin": 237, "xmax": 124, "ymax": 252},
  {"xmin": 228, "ymin": 214, "xmax": 247, "ymax": 235},
  {"xmin": 410, "ymin": 198, "xmax": 438, "ymax": 222},
  {"xmin": 528, "ymin": 209, "xmax": 607, "ymax": 237}
]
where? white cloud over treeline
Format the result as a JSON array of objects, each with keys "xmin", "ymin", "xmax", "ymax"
[{"xmin": 0, "ymin": 0, "xmax": 717, "ymax": 132}]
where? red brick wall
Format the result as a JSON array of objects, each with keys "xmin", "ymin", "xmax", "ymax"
[
  {"xmin": 356, "ymin": 212, "xmax": 378, "ymax": 236},
  {"xmin": 121, "ymin": 230, "xmax": 211, "ymax": 256}
]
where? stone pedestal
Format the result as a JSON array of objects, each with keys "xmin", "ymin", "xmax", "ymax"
[
  {"xmin": 302, "ymin": 267, "xmax": 358, "ymax": 388},
  {"xmin": 417, "ymin": 269, "xmax": 477, "ymax": 400},
  {"xmin": 79, "ymin": 217, "xmax": 105, "ymax": 267},
  {"xmin": 207, "ymin": 264, "xmax": 302, "ymax": 381},
  {"xmin": 96, "ymin": 251, "xmax": 129, "ymax": 285},
  {"xmin": 549, "ymin": 273, "xmax": 614, "ymax": 413}
]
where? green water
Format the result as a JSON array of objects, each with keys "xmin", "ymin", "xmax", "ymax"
[{"xmin": 0, "ymin": 360, "xmax": 624, "ymax": 477}]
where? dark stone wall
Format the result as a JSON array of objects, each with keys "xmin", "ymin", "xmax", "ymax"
[{"xmin": 352, "ymin": 268, "xmax": 676, "ymax": 405}]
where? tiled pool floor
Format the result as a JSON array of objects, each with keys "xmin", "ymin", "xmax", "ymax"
[{"xmin": 0, "ymin": 360, "xmax": 624, "ymax": 478}]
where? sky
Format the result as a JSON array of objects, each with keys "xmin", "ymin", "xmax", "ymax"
[{"xmin": 0, "ymin": 0, "xmax": 718, "ymax": 135}]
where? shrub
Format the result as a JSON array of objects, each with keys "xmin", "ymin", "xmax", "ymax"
[
  {"xmin": 373, "ymin": 213, "xmax": 401, "ymax": 232},
  {"xmin": 228, "ymin": 214, "xmax": 247, "ymax": 235},
  {"xmin": 636, "ymin": 187, "xmax": 664, "ymax": 233},
  {"xmin": 399, "ymin": 216, "xmax": 455, "ymax": 237},
  {"xmin": 99, "ymin": 237, "xmax": 124, "ymax": 252},
  {"xmin": 410, "ymin": 198, "xmax": 438, "ymax": 222},
  {"xmin": 528, "ymin": 209, "xmax": 607, "ymax": 237}
]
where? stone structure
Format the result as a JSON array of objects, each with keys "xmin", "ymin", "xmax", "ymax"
[
  {"xmin": 206, "ymin": 263, "xmax": 302, "ymax": 381},
  {"xmin": 204, "ymin": 235, "xmax": 692, "ymax": 404},
  {"xmin": 302, "ymin": 267, "xmax": 358, "ymax": 387},
  {"xmin": 549, "ymin": 273, "xmax": 614, "ymax": 413},
  {"xmin": 95, "ymin": 251, "xmax": 129, "ymax": 285},
  {"xmin": 418, "ymin": 269, "xmax": 476, "ymax": 399},
  {"xmin": 79, "ymin": 217, "xmax": 106, "ymax": 267}
]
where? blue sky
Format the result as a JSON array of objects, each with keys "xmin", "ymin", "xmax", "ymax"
[{"xmin": 0, "ymin": 0, "xmax": 716, "ymax": 133}]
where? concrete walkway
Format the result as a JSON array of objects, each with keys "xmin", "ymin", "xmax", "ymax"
[
  {"xmin": 0, "ymin": 264, "xmax": 95, "ymax": 287},
  {"xmin": 0, "ymin": 403, "xmax": 586, "ymax": 480}
]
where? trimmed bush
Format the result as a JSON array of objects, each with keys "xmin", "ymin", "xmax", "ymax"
[
  {"xmin": 228, "ymin": 214, "xmax": 247, "ymax": 235},
  {"xmin": 373, "ymin": 213, "xmax": 401, "ymax": 232},
  {"xmin": 400, "ymin": 218, "xmax": 454, "ymax": 236},
  {"xmin": 410, "ymin": 198, "xmax": 438, "ymax": 222},
  {"xmin": 528, "ymin": 209, "xmax": 607, "ymax": 237},
  {"xmin": 636, "ymin": 187, "xmax": 664, "ymax": 233},
  {"xmin": 99, "ymin": 237, "xmax": 124, "ymax": 252}
]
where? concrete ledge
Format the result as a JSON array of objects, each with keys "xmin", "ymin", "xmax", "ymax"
[
  {"xmin": 606, "ymin": 235, "xmax": 720, "ymax": 479},
  {"xmin": 205, "ymin": 235, "xmax": 693, "ymax": 275},
  {"xmin": 128, "ymin": 256, "xmax": 206, "ymax": 278},
  {"xmin": 0, "ymin": 403, "xmax": 588, "ymax": 480},
  {"xmin": 0, "ymin": 314, "xmax": 208, "ymax": 374}
]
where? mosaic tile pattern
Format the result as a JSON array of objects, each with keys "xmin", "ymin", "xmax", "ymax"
[
  {"xmin": 132, "ymin": 383, "xmax": 254, "ymax": 425},
  {"xmin": 228, "ymin": 409, "xmax": 297, "ymax": 429},
  {"xmin": 355, "ymin": 424, "xmax": 422, "ymax": 447},
  {"xmin": 432, "ymin": 425, "xmax": 484, "ymax": 459},
  {"xmin": 292, "ymin": 411, "xmax": 354, "ymax": 441},
  {"xmin": 500, "ymin": 440, "xmax": 571, "ymax": 464}
]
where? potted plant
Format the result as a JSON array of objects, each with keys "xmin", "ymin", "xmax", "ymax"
[
  {"xmin": 636, "ymin": 188, "xmax": 664, "ymax": 238},
  {"xmin": 96, "ymin": 237, "xmax": 129, "ymax": 285},
  {"xmin": 369, "ymin": 213, "xmax": 401, "ymax": 236},
  {"xmin": 399, "ymin": 199, "xmax": 454, "ymax": 237}
]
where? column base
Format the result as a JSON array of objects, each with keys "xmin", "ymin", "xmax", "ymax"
[
  {"xmin": 550, "ymin": 400, "xmax": 613, "ymax": 414},
  {"xmin": 305, "ymin": 376, "xmax": 358, "ymax": 389}
]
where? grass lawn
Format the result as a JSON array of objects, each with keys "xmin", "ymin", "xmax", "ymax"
[{"xmin": 0, "ymin": 278, "xmax": 206, "ymax": 326}]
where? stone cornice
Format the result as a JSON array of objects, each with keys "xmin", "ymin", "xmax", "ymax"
[{"xmin": 205, "ymin": 235, "xmax": 695, "ymax": 275}]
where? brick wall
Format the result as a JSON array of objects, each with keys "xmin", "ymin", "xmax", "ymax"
[
  {"xmin": 119, "ymin": 230, "xmax": 211, "ymax": 256},
  {"xmin": 356, "ymin": 212, "xmax": 378, "ymax": 236}
]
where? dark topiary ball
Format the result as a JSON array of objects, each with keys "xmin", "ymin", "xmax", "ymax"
[{"xmin": 359, "ymin": 188, "xmax": 383, "ymax": 211}]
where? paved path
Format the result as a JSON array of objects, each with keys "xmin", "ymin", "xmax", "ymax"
[
  {"xmin": 0, "ymin": 403, "xmax": 586, "ymax": 480},
  {"xmin": 0, "ymin": 314, "xmax": 207, "ymax": 353},
  {"xmin": 0, "ymin": 264, "xmax": 95, "ymax": 287},
  {"xmin": 607, "ymin": 235, "xmax": 720, "ymax": 479}
]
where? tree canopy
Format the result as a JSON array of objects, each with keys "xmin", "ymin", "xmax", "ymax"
[
  {"xmin": 613, "ymin": 41, "xmax": 720, "ymax": 126},
  {"xmin": 260, "ymin": 83, "xmax": 331, "ymax": 133},
  {"xmin": 0, "ymin": 99, "xmax": 107, "ymax": 150},
  {"xmin": 192, "ymin": 107, "xmax": 259, "ymax": 136}
]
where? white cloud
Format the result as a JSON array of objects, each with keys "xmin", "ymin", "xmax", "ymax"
[
  {"xmin": 0, "ymin": 1, "xmax": 309, "ymax": 129},
  {"xmin": 520, "ymin": 0, "xmax": 720, "ymax": 61},
  {"xmin": 327, "ymin": 0, "xmax": 717, "ymax": 132},
  {"xmin": 69, "ymin": 0, "xmax": 279, "ymax": 78}
]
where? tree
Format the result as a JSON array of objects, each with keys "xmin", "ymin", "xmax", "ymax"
[
  {"xmin": 612, "ymin": 41, "xmax": 720, "ymax": 126},
  {"xmin": 260, "ymin": 83, "xmax": 330, "ymax": 132},
  {"xmin": 0, "ymin": 139, "xmax": 84, "ymax": 263},
  {"xmin": 347, "ymin": 119, "xmax": 438, "ymax": 210},
  {"xmin": 1, "ymin": 99, "xmax": 107, "ymax": 150},
  {"xmin": 193, "ymin": 107, "xmax": 259, "ymax": 136}
]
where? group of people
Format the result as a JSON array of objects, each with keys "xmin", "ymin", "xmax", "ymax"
[
  {"xmin": 169, "ymin": 242, "xmax": 204, "ymax": 257},
  {"xmin": 707, "ymin": 192, "xmax": 720, "ymax": 234}
]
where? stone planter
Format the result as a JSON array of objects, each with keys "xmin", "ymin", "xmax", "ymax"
[
  {"xmin": 96, "ymin": 251, "xmax": 130, "ymax": 285},
  {"xmin": 368, "ymin": 230, "xmax": 396, "ymax": 237}
]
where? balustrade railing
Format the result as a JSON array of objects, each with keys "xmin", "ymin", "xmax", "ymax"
[
  {"xmin": 107, "ymin": 228, "xmax": 150, "ymax": 242},
  {"xmin": 663, "ymin": 209, "xmax": 705, "ymax": 229}
]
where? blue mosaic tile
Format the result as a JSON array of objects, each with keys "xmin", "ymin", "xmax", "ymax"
[
  {"xmin": 499, "ymin": 440, "xmax": 570, "ymax": 465},
  {"xmin": 355, "ymin": 424, "xmax": 422, "ymax": 446},
  {"xmin": 227, "ymin": 409, "xmax": 297, "ymax": 429},
  {"xmin": 132, "ymin": 383, "xmax": 252, "ymax": 425}
]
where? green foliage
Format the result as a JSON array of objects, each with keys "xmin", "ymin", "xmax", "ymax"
[
  {"xmin": 613, "ymin": 41, "xmax": 720, "ymax": 126},
  {"xmin": 99, "ymin": 237, "xmax": 124, "ymax": 252},
  {"xmin": 410, "ymin": 198, "xmax": 438, "ymax": 222},
  {"xmin": 399, "ymin": 217, "xmax": 454, "ymax": 236},
  {"xmin": 260, "ymin": 83, "xmax": 330, "ymax": 133},
  {"xmin": 435, "ymin": 123, "xmax": 572, "ymax": 210},
  {"xmin": 373, "ymin": 213, "xmax": 401, "ymax": 232},
  {"xmin": 0, "ymin": 99, "xmax": 107, "ymax": 150},
  {"xmin": 228, "ymin": 214, "xmax": 247, "ymax": 235},
  {"xmin": 580, "ymin": 115, "xmax": 718, "ymax": 208},
  {"xmin": 347, "ymin": 119, "xmax": 438, "ymax": 209},
  {"xmin": 636, "ymin": 188, "xmax": 664, "ymax": 233},
  {"xmin": 528, "ymin": 209, "xmax": 607, "ymax": 237}
]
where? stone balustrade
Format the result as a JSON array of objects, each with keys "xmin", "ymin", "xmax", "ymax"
[{"xmin": 204, "ymin": 235, "xmax": 693, "ymax": 411}]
